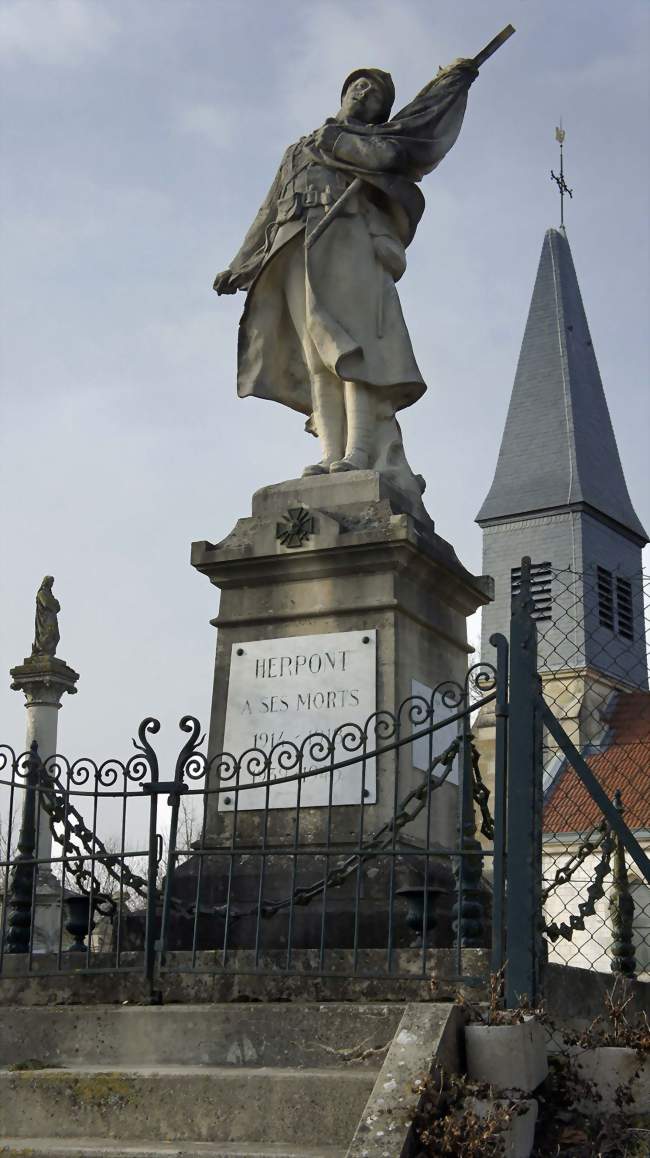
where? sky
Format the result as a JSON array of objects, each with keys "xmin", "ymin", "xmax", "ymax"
[{"xmin": 0, "ymin": 0, "xmax": 648, "ymax": 779}]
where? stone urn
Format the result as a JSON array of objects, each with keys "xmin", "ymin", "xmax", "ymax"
[
  {"xmin": 64, "ymin": 894, "xmax": 96, "ymax": 952},
  {"xmin": 465, "ymin": 1017, "xmax": 548, "ymax": 1093},
  {"xmin": 395, "ymin": 885, "xmax": 443, "ymax": 944},
  {"xmin": 470, "ymin": 1097, "xmax": 538, "ymax": 1158},
  {"xmin": 574, "ymin": 1046, "xmax": 650, "ymax": 1113}
]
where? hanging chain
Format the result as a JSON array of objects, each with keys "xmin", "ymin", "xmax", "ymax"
[
  {"xmin": 31, "ymin": 731, "xmax": 468, "ymax": 926},
  {"xmin": 543, "ymin": 824, "xmax": 614, "ymax": 943},
  {"xmin": 36, "ymin": 762, "xmax": 150, "ymax": 915},
  {"xmin": 470, "ymin": 741, "xmax": 494, "ymax": 839},
  {"xmin": 541, "ymin": 821, "xmax": 608, "ymax": 903},
  {"xmin": 199, "ymin": 737, "xmax": 463, "ymax": 923}
]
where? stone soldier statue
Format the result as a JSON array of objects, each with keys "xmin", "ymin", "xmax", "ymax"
[
  {"xmin": 214, "ymin": 58, "xmax": 480, "ymax": 503},
  {"xmin": 31, "ymin": 576, "xmax": 60, "ymax": 658}
]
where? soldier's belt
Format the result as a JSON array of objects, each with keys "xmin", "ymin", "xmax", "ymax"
[{"xmin": 276, "ymin": 185, "xmax": 348, "ymax": 222}]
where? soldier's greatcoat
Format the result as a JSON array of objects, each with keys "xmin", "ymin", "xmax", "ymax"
[{"xmin": 226, "ymin": 64, "xmax": 477, "ymax": 417}]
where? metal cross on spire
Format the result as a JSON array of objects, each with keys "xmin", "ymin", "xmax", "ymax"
[{"xmin": 551, "ymin": 121, "xmax": 573, "ymax": 228}]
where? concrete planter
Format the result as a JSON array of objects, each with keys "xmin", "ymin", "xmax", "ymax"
[
  {"xmin": 465, "ymin": 1018, "xmax": 548, "ymax": 1093},
  {"xmin": 471, "ymin": 1097, "xmax": 538, "ymax": 1158},
  {"xmin": 575, "ymin": 1046, "xmax": 650, "ymax": 1113}
]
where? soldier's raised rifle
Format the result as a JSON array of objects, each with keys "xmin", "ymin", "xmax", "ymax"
[{"xmin": 307, "ymin": 23, "xmax": 516, "ymax": 250}]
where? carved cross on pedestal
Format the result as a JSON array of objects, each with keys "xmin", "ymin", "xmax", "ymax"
[{"xmin": 276, "ymin": 507, "xmax": 316, "ymax": 549}]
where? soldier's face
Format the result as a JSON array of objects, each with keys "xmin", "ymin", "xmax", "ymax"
[{"xmin": 340, "ymin": 77, "xmax": 384, "ymax": 123}]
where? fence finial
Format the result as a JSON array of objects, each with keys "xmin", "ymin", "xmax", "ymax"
[{"xmin": 512, "ymin": 555, "xmax": 536, "ymax": 621}]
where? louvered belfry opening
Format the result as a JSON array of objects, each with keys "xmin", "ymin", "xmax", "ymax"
[
  {"xmin": 597, "ymin": 565, "xmax": 636, "ymax": 641},
  {"xmin": 597, "ymin": 565, "xmax": 615, "ymax": 630},
  {"xmin": 616, "ymin": 576, "xmax": 635, "ymax": 640},
  {"xmin": 511, "ymin": 561, "xmax": 553, "ymax": 622}
]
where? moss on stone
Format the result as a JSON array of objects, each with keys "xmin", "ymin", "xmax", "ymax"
[{"xmin": 12, "ymin": 1069, "xmax": 133, "ymax": 1110}]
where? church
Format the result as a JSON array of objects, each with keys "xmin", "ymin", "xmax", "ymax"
[{"xmin": 474, "ymin": 220, "xmax": 650, "ymax": 975}]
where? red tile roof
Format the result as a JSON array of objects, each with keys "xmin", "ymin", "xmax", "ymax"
[{"xmin": 543, "ymin": 690, "xmax": 650, "ymax": 832}]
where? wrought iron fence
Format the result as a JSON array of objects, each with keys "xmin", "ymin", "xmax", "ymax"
[
  {"xmin": 0, "ymin": 724, "xmax": 162, "ymax": 976},
  {"xmin": 2, "ymin": 561, "xmax": 648, "ymax": 1008},
  {"xmin": 536, "ymin": 567, "xmax": 650, "ymax": 980},
  {"xmin": 0, "ymin": 667, "xmax": 505, "ymax": 1000}
]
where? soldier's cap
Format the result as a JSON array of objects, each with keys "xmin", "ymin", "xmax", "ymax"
[{"xmin": 340, "ymin": 68, "xmax": 395, "ymax": 122}]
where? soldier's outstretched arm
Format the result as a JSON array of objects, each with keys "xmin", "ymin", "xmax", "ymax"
[{"xmin": 315, "ymin": 124, "xmax": 403, "ymax": 172}]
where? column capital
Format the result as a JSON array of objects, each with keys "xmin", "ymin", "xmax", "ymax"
[{"xmin": 10, "ymin": 655, "xmax": 79, "ymax": 707}]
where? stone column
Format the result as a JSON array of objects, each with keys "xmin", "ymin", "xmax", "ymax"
[{"xmin": 10, "ymin": 656, "xmax": 79, "ymax": 862}]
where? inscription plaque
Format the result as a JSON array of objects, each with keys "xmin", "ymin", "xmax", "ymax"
[
  {"xmin": 222, "ymin": 629, "xmax": 377, "ymax": 810},
  {"xmin": 411, "ymin": 678, "xmax": 460, "ymax": 786}
]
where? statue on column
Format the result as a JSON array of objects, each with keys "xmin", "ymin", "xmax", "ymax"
[
  {"xmin": 213, "ymin": 57, "xmax": 479, "ymax": 504},
  {"xmin": 31, "ymin": 576, "xmax": 60, "ymax": 658}
]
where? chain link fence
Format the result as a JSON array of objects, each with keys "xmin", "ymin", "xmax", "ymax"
[{"xmin": 539, "ymin": 567, "xmax": 649, "ymax": 978}]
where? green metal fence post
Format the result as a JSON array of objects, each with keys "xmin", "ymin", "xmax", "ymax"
[
  {"xmin": 489, "ymin": 632, "xmax": 509, "ymax": 979},
  {"xmin": 4, "ymin": 743, "xmax": 40, "ymax": 954},
  {"xmin": 505, "ymin": 558, "xmax": 544, "ymax": 1007}
]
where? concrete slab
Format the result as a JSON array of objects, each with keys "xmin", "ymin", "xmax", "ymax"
[
  {"xmin": 0, "ymin": 1142, "xmax": 344, "ymax": 1158},
  {"xmin": 544, "ymin": 963, "xmax": 650, "ymax": 1023},
  {"xmin": 0, "ymin": 1067, "xmax": 373, "ymax": 1146},
  {"xmin": 0, "ymin": 1003, "xmax": 402, "ymax": 1070},
  {"xmin": 346, "ymin": 1003, "xmax": 464, "ymax": 1158}
]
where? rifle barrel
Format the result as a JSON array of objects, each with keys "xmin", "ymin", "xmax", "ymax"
[
  {"xmin": 473, "ymin": 24, "xmax": 516, "ymax": 69},
  {"xmin": 307, "ymin": 26, "xmax": 515, "ymax": 252}
]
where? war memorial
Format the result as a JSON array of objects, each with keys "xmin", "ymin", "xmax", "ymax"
[
  {"xmin": 1, "ymin": 20, "xmax": 649, "ymax": 1158},
  {"xmin": 190, "ymin": 41, "xmax": 499, "ymax": 956}
]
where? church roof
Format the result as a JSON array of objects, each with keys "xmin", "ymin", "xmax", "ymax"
[
  {"xmin": 476, "ymin": 227, "xmax": 647, "ymax": 543},
  {"xmin": 543, "ymin": 689, "xmax": 650, "ymax": 832}
]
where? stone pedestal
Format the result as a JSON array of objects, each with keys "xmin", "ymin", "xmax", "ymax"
[
  {"xmin": 193, "ymin": 473, "xmax": 490, "ymax": 811},
  {"xmin": 186, "ymin": 473, "xmax": 491, "ymax": 952}
]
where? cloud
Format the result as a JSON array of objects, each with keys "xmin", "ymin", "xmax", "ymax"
[
  {"xmin": 175, "ymin": 102, "xmax": 234, "ymax": 150},
  {"xmin": 0, "ymin": 0, "xmax": 117, "ymax": 65},
  {"xmin": 272, "ymin": 0, "xmax": 423, "ymax": 132}
]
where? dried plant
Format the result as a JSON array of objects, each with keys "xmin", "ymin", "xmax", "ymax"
[
  {"xmin": 410, "ymin": 1067, "xmax": 524, "ymax": 1158},
  {"xmin": 449, "ymin": 967, "xmax": 543, "ymax": 1025},
  {"xmin": 532, "ymin": 979, "xmax": 650, "ymax": 1156},
  {"xmin": 533, "ymin": 1052, "xmax": 650, "ymax": 1156},
  {"xmin": 562, "ymin": 977, "xmax": 650, "ymax": 1056}
]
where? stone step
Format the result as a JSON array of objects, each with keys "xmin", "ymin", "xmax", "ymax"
[
  {"xmin": 0, "ymin": 1002, "xmax": 400, "ymax": 1070},
  {"xmin": 0, "ymin": 1066, "xmax": 373, "ymax": 1146},
  {"xmin": 0, "ymin": 1141, "xmax": 344, "ymax": 1158}
]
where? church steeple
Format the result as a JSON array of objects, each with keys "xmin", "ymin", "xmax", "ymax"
[
  {"xmin": 477, "ymin": 226, "xmax": 647, "ymax": 543},
  {"xmin": 477, "ymin": 226, "xmax": 647, "ymax": 692}
]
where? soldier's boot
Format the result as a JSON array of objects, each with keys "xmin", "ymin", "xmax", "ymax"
[
  {"xmin": 302, "ymin": 373, "xmax": 345, "ymax": 476},
  {"xmin": 330, "ymin": 381, "xmax": 374, "ymax": 472}
]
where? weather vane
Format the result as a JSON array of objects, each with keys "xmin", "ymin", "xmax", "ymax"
[{"xmin": 551, "ymin": 122, "xmax": 573, "ymax": 228}]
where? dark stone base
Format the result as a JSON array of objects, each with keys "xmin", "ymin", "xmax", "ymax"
[
  {"xmin": 0, "ymin": 947, "xmax": 493, "ymax": 1006},
  {"xmin": 123, "ymin": 849, "xmax": 478, "ymax": 954}
]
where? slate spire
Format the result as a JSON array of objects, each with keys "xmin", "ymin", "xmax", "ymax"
[{"xmin": 477, "ymin": 227, "xmax": 647, "ymax": 544}]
